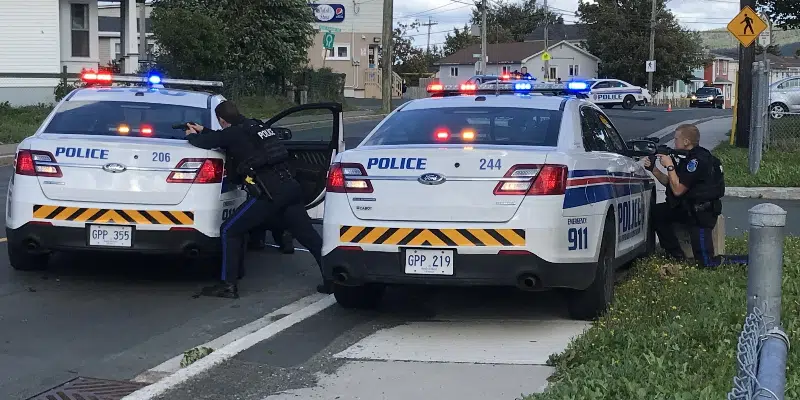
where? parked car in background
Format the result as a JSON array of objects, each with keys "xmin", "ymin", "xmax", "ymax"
[
  {"xmin": 769, "ymin": 76, "xmax": 800, "ymax": 120},
  {"xmin": 689, "ymin": 87, "xmax": 724, "ymax": 109}
]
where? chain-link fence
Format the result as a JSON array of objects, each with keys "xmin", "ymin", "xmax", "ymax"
[
  {"xmin": 727, "ymin": 307, "xmax": 790, "ymax": 400},
  {"xmin": 752, "ymin": 60, "xmax": 800, "ymax": 158}
]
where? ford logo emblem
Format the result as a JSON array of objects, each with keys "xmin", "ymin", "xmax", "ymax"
[
  {"xmin": 103, "ymin": 163, "xmax": 127, "ymax": 173},
  {"xmin": 418, "ymin": 173, "xmax": 445, "ymax": 185}
]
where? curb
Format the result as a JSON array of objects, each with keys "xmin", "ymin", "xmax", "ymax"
[
  {"xmin": 725, "ymin": 187, "xmax": 800, "ymax": 200},
  {"xmin": 647, "ymin": 115, "xmax": 732, "ymax": 141}
]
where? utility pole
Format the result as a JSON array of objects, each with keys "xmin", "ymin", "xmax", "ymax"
[
  {"xmin": 480, "ymin": 0, "xmax": 487, "ymax": 75},
  {"xmin": 543, "ymin": 0, "xmax": 549, "ymax": 81},
  {"xmin": 421, "ymin": 17, "xmax": 438, "ymax": 54},
  {"xmin": 735, "ymin": 0, "xmax": 756, "ymax": 148},
  {"xmin": 648, "ymin": 0, "xmax": 656, "ymax": 92},
  {"xmin": 381, "ymin": 0, "xmax": 393, "ymax": 113}
]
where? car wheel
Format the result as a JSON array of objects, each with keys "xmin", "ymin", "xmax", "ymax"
[
  {"xmin": 770, "ymin": 103, "xmax": 789, "ymax": 119},
  {"xmin": 622, "ymin": 95, "xmax": 635, "ymax": 110},
  {"xmin": 8, "ymin": 243, "xmax": 50, "ymax": 271},
  {"xmin": 602, "ymin": 104, "xmax": 614, "ymax": 109},
  {"xmin": 566, "ymin": 214, "xmax": 616, "ymax": 321},
  {"xmin": 334, "ymin": 283, "xmax": 385, "ymax": 309}
]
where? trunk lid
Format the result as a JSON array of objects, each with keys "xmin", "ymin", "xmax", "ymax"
[
  {"xmin": 27, "ymin": 134, "xmax": 219, "ymax": 205},
  {"xmin": 341, "ymin": 145, "xmax": 550, "ymax": 223}
]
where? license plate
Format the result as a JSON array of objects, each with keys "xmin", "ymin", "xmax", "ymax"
[
  {"xmin": 404, "ymin": 248, "xmax": 454, "ymax": 275},
  {"xmin": 88, "ymin": 225, "xmax": 133, "ymax": 247}
]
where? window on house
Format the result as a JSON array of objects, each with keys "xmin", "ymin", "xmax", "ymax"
[
  {"xmin": 722, "ymin": 61, "xmax": 728, "ymax": 76},
  {"xmin": 114, "ymin": 42, "xmax": 121, "ymax": 60},
  {"xmin": 450, "ymin": 67, "xmax": 459, "ymax": 77},
  {"xmin": 325, "ymin": 44, "xmax": 350, "ymax": 61},
  {"xmin": 548, "ymin": 67, "xmax": 557, "ymax": 80},
  {"xmin": 71, "ymin": 3, "xmax": 90, "ymax": 58},
  {"xmin": 502, "ymin": 66, "xmax": 511, "ymax": 74},
  {"xmin": 569, "ymin": 64, "xmax": 579, "ymax": 76}
]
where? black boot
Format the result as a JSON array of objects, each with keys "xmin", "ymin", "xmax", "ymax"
[
  {"xmin": 200, "ymin": 282, "xmax": 239, "ymax": 299},
  {"xmin": 280, "ymin": 231, "xmax": 295, "ymax": 254},
  {"xmin": 247, "ymin": 238, "xmax": 266, "ymax": 251},
  {"xmin": 316, "ymin": 279, "xmax": 333, "ymax": 294}
]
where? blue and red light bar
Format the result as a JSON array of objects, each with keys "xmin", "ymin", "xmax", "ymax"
[
  {"xmin": 79, "ymin": 69, "xmax": 223, "ymax": 88},
  {"xmin": 426, "ymin": 80, "xmax": 590, "ymax": 97}
]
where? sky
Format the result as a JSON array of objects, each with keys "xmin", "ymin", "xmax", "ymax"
[{"xmin": 392, "ymin": 0, "xmax": 743, "ymax": 50}]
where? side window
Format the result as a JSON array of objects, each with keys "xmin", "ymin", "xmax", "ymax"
[
  {"xmin": 595, "ymin": 111, "xmax": 627, "ymax": 153},
  {"xmin": 611, "ymin": 81, "xmax": 627, "ymax": 88},
  {"xmin": 579, "ymin": 107, "xmax": 612, "ymax": 152},
  {"xmin": 592, "ymin": 81, "xmax": 611, "ymax": 90}
]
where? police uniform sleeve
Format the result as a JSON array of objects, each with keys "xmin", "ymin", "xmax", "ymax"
[
  {"xmin": 676, "ymin": 157, "xmax": 706, "ymax": 189},
  {"xmin": 186, "ymin": 127, "xmax": 232, "ymax": 150}
]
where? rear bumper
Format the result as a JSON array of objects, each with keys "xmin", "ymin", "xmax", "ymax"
[
  {"xmin": 6, "ymin": 222, "xmax": 220, "ymax": 256},
  {"xmin": 322, "ymin": 247, "xmax": 598, "ymax": 290}
]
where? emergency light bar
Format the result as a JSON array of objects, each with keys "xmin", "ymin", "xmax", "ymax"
[
  {"xmin": 426, "ymin": 81, "xmax": 589, "ymax": 97},
  {"xmin": 80, "ymin": 70, "xmax": 224, "ymax": 88}
]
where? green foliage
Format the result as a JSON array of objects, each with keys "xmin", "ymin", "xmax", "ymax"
[
  {"xmin": 758, "ymin": 0, "xmax": 800, "ymax": 30},
  {"xmin": 578, "ymin": 0, "xmax": 708, "ymax": 91},
  {"xmin": 393, "ymin": 21, "xmax": 423, "ymax": 67},
  {"xmin": 444, "ymin": 24, "xmax": 480, "ymax": 56},
  {"xmin": 180, "ymin": 346, "xmax": 214, "ymax": 368},
  {"xmin": 0, "ymin": 102, "xmax": 53, "ymax": 144},
  {"xmin": 713, "ymin": 140, "xmax": 800, "ymax": 187},
  {"xmin": 469, "ymin": 0, "xmax": 563, "ymax": 43},
  {"xmin": 523, "ymin": 236, "xmax": 800, "ymax": 399}
]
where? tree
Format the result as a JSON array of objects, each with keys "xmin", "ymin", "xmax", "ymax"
[
  {"xmin": 758, "ymin": 0, "xmax": 800, "ymax": 30},
  {"xmin": 577, "ymin": 0, "xmax": 708, "ymax": 91},
  {"xmin": 393, "ymin": 21, "xmax": 423, "ymax": 66},
  {"xmin": 470, "ymin": 0, "xmax": 563, "ymax": 43},
  {"xmin": 444, "ymin": 25, "xmax": 480, "ymax": 56}
]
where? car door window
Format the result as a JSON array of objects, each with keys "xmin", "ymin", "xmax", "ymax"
[
  {"xmin": 610, "ymin": 81, "xmax": 627, "ymax": 88},
  {"xmin": 592, "ymin": 81, "xmax": 611, "ymax": 90},
  {"xmin": 595, "ymin": 110, "xmax": 627, "ymax": 154},
  {"xmin": 579, "ymin": 107, "xmax": 615, "ymax": 152}
]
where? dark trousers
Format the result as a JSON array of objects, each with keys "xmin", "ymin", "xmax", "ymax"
[
  {"xmin": 220, "ymin": 182, "xmax": 323, "ymax": 284},
  {"xmin": 653, "ymin": 202, "xmax": 748, "ymax": 267}
]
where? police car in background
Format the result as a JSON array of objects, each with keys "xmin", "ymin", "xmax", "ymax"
[
  {"xmin": 321, "ymin": 80, "xmax": 658, "ymax": 321},
  {"xmin": 585, "ymin": 78, "xmax": 652, "ymax": 110},
  {"xmin": 5, "ymin": 71, "xmax": 342, "ymax": 271}
]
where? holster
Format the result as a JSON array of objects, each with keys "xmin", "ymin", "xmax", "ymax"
[{"xmin": 242, "ymin": 173, "xmax": 273, "ymax": 201}]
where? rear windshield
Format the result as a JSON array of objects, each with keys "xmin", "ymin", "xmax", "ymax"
[
  {"xmin": 362, "ymin": 107, "xmax": 562, "ymax": 147},
  {"xmin": 43, "ymin": 101, "xmax": 210, "ymax": 139},
  {"xmin": 696, "ymin": 88, "xmax": 717, "ymax": 95}
]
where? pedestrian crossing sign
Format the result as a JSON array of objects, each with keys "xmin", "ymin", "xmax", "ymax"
[{"xmin": 727, "ymin": 6, "xmax": 767, "ymax": 47}]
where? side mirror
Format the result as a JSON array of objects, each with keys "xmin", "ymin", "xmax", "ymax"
[
  {"xmin": 626, "ymin": 139, "xmax": 657, "ymax": 157},
  {"xmin": 271, "ymin": 127, "xmax": 292, "ymax": 140}
]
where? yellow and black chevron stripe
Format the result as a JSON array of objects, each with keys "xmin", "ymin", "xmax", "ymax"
[
  {"xmin": 339, "ymin": 225, "xmax": 526, "ymax": 247},
  {"xmin": 32, "ymin": 205, "xmax": 194, "ymax": 225}
]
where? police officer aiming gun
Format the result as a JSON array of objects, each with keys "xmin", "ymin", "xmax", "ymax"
[
  {"xmin": 644, "ymin": 124, "xmax": 747, "ymax": 267},
  {"xmin": 184, "ymin": 101, "xmax": 332, "ymax": 298}
]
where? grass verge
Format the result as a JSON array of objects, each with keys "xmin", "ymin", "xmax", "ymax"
[
  {"xmin": 523, "ymin": 236, "xmax": 799, "ymax": 400},
  {"xmin": 713, "ymin": 142, "xmax": 800, "ymax": 187},
  {"xmin": 0, "ymin": 96, "xmax": 361, "ymax": 145}
]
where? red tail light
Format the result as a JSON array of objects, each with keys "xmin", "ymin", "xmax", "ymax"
[
  {"xmin": 493, "ymin": 164, "xmax": 567, "ymax": 196},
  {"xmin": 166, "ymin": 158, "xmax": 223, "ymax": 183},
  {"xmin": 427, "ymin": 83, "xmax": 443, "ymax": 92},
  {"xmin": 15, "ymin": 150, "xmax": 62, "ymax": 178},
  {"xmin": 326, "ymin": 162, "xmax": 373, "ymax": 193}
]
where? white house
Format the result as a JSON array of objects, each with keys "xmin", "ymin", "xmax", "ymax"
[
  {"xmin": 0, "ymin": 0, "xmax": 148, "ymax": 106},
  {"xmin": 98, "ymin": 2, "xmax": 155, "ymax": 66},
  {"xmin": 434, "ymin": 40, "xmax": 600, "ymax": 86}
]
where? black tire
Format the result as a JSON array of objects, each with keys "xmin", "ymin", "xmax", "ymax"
[
  {"xmin": 334, "ymin": 283, "xmax": 385, "ymax": 309},
  {"xmin": 602, "ymin": 104, "xmax": 614, "ymax": 109},
  {"xmin": 567, "ymin": 214, "xmax": 616, "ymax": 321},
  {"xmin": 8, "ymin": 244, "xmax": 50, "ymax": 271},
  {"xmin": 622, "ymin": 95, "xmax": 635, "ymax": 110}
]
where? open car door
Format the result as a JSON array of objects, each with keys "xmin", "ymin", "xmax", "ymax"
[{"xmin": 264, "ymin": 102, "xmax": 344, "ymax": 221}]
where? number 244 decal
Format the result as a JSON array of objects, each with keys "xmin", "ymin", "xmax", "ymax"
[
  {"xmin": 568, "ymin": 227, "xmax": 588, "ymax": 251},
  {"xmin": 479, "ymin": 158, "xmax": 501, "ymax": 170}
]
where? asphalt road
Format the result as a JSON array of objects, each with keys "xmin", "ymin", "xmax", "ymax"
[{"xmin": 0, "ymin": 107, "xmax": 752, "ymax": 400}]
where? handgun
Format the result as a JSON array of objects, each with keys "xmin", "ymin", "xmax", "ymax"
[{"xmin": 172, "ymin": 122, "xmax": 200, "ymax": 130}]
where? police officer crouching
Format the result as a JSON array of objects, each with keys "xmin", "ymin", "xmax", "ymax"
[
  {"xmin": 644, "ymin": 124, "xmax": 747, "ymax": 267},
  {"xmin": 185, "ymin": 101, "xmax": 333, "ymax": 298}
]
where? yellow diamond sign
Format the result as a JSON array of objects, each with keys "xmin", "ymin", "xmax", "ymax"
[
  {"xmin": 727, "ymin": 6, "xmax": 767, "ymax": 47},
  {"xmin": 541, "ymin": 52, "xmax": 551, "ymax": 61}
]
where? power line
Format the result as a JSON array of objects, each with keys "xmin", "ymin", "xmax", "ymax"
[{"xmin": 420, "ymin": 16, "xmax": 439, "ymax": 53}]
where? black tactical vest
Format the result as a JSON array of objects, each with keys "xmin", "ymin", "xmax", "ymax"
[
  {"xmin": 685, "ymin": 148, "xmax": 725, "ymax": 203},
  {"xmin": 237, "ymin": 119, "xmax": 289, "ymax": 174}
]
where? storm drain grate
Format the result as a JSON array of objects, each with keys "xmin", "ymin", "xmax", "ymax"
[{"xmin": 26, "ymin": 377, "xmax": 148, "ymax": 400}]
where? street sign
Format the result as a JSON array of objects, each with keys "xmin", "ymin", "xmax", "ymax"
[
  {"xmin": 541, "ymin": 52, "xmax": 551, "ymax": 61},
  {"xmin": 323, "ymin": 32, "xmax": 335, "ymax": 49},
  {"xmin": 646, "ymin": 60, "xmax": 656, "ymax": 73},
  {"xmin": 473, "ymin": 53, "xmax": 481, "ymax": 58},
  {"xmin": 758, "ymin": 13, "xmax": 771, "ymax": 46},
  {"xmin": 727, "ymin": 6, "xmax": 767, "ymax": 47},
  {"xmin": 318, "ymin": 25, "xmax": 342, "ymax": 32}
]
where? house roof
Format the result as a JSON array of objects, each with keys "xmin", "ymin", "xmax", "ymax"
[
  {"xmin": 521, "ymin": 40, "xmax": 600, "ymax": 63},
  {"xmin": 524, "ymin": 24, "xmax": 587, "ymax": 42},
  {"xmin": 435, "ymin": 42, "xmax": 546, "ymax": 65},
  {"xmin": 98, "ymin": 16, "xmax": 152, "ymax": 33},
  {"xmin": 768, "ymin": 55, "xmax": 800, "ymax": 69}
]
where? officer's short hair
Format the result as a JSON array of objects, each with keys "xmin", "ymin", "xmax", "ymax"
[
  {"xmin": 215, "ymin": 101, "xmax": 240, "ymax": 122},
  {"xmin": 675, "ymin": 124, "xmax": 700, "ymax": 146}
]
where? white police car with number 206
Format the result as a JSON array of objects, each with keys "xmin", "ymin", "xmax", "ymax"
[
  {"xmin": 5, "ymin": 71, "xmax": 342, "ymax": 272},
  {"xmin": 320, "ymin": 81, "xmax": 657, "ymax": 321}
]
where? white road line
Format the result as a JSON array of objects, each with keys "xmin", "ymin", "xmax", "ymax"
[{"xmin": 123, "ymin": 294, "xmax": 336, "ymax": 400}]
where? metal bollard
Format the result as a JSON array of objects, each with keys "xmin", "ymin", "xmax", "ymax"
[
  {"xmin": 746, "ymin": 203, "xmax": 786, "ymax": 330},
  {"xmin": 755, "ymin": 328, "xmax": 790, "ymax": 400}
]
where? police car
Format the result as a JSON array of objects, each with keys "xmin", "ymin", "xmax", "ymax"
[
  {"xmin": 321, "ymin": 80, "xmax": 658, "ymax": 320},
  {"xmin": 5, "ymin": 71, "xmax": 343, "ymax": 271},
  {"xmin": 585, "ymin": 79, "xmax": 652, "ymax": 110}
]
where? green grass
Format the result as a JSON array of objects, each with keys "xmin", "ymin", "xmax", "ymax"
[
  {"xmin": 713, "ymin": 141, "xmax": 800, "ymax": 187},
  {"xmin": 523, "ymin": 236, "xmax": 799, "ymax": 400}
]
